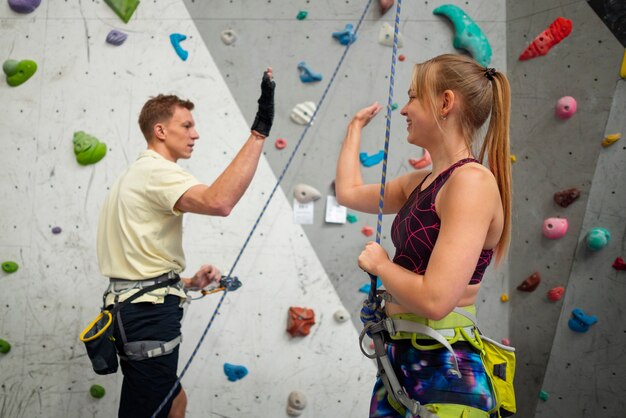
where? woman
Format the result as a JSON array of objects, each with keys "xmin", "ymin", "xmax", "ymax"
[{"xmin": 335, "ymin": 54, "xmax": 511, "ymax": 417}]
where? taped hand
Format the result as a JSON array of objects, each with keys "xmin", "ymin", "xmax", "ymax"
[{"xmin": 251, "ymin": 67, "xmax": 275, "ymax": 137}]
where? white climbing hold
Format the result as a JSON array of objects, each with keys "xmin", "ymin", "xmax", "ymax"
[
  {"xmin": 286, "ymin": 391, "xmax": 307, "ymax": 417},
  {"xmin": 333, "ymin": 308, "xmax": 350, "ymax": 323},
  {"xmin": 290, "ymin": 101, "xmax": 316, "ymax": 125},
  {"xmin": 293, "ymin": 184, "xmax": 321, "ymax": 204},
  {"xmin": 221, "ymin": 29, "xmax": 237, "ymax": 45},
  {"xmin": 378, "ymin": 22, "xmax": 403, "ymax": 47}
]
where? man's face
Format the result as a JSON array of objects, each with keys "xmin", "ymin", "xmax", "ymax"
[{"xmin": 159, "ymin": 106, "xmax": 199, "ymax": 161}]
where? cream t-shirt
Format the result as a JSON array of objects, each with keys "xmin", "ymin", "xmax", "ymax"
[{"xmin": 97, "ymin": 149, "xmax": 201, "ymax": 304}]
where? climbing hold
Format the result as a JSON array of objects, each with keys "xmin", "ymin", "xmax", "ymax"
[
  {"xmin": 517, "ymin": 272, "xmax": 541, "ymax": 292},
  {"xmin": 398, "ymin": 54, "xmax": 406, "ymax": 62},
  {"xmin": 290, "ymin": 101, "xmax": 316, "ymax": 125},
  {"xmin": 104, "ymin": 0, "xmax": 140, "ymax": 23},
  {"xmin": 359, "ymin": 278, "xmax": 382, "ymax": 294},
  {"xmin": 293, "ymin": 184, "xmax": 321, "ymax": 204},
  {"xmin": 89, "ymin": 384, "xmax": 106, "ymax": 399},
  {"xmin": 170, "ymin": 33, "xmax": 188, "ymax": 61},
  {"xmin": 501, "ymin": 338, "xmax": 510, "ymax": 346},
  {"xmin": 223, "ymin": 363, "xmax": 248, "ymax": 382},
  {"xmin": 433, "ymin": 5, "xmax": 492, "ymax": 66},
  {"xmin": 500, "ymin": 294, "xmax": 509, "ymax": 303},
  {"xmin": 621, "ymin": 49, "xmax": 626, "ymax": 79},
  {"xmin": 220, "ymin": 29, "xmax": 237, "ymax": 45},
  {"xmin": 542, "ymin": 217, "xmax": 568, "ymax": 239},
  {"xmin": 554, "ymin": 188, "xmax": 580, "ymax": 208},
  {"xmin": 391, "ymin": 103, "xmax": 398, "ymax": 111},
  {"xmin": 8, "ymin": 0, "xmax": 41, "ymax": 13},
  {"xmin": 287, "ymin": 307, "xmax": 315, "ymax": 337},
  {"xmin": 519, "ymin": 17, "xmax": 573, "ymax": 61},
  {"xmin": 297, "ymin": 61, "xmax": 323, "ymax": 83},
  {"xmin": 601, "ymin": 133, "xmax": 621, "ymax": 147},
  {"xmin": 3, "ymin": 59, "xmax": 37, "ymax": 87},
  {"xmin": 379, "ymin": 0, "xmax": 394, "ymax": 15},
  {"xmin": 0, "ymin": 338, "xmax": 11, "ymax": 354},
  {"xmin": 333, "ymin": 308, "xmax": 350, "ymax": 323},
  {"xmin": 361, "ymin": 226, "xmax": 374, "ymax": 237},
  {"xmin": 538, "ymin": 390, "xmax": 549, "ymax": 402},
  {"xmin": 408, "ymin": 149, "xmax": 432, "ymax": 169},
  {"xmin": 73, "ymin": 131, "xmax": 107, "ymax": 165},
  {"xmin": 332, "ymin": 23, "xmax": 357, "ymax": 46},
  {"xmin": 585, "ymin": 227, "xmax": 610, "ymax": 251},
  {"xmin": 287, "ymin": 391, "xmax": 308, "ymax": 417},
  {"xmin": 51, "ymin": 226, "xmax": 62, "ymax": 234},
  {"xmin": 510, "ymin": 155, "xmax": 517, "ymax": 163},
  {"xmin": 555, "ymin": 96, "xmax": 577, "ymax": 120},
  {"xmin": 296, "ymin": 10, "xmax": 308, "ymax": 20},
  {"xmin": 613, "ymin": 257, "xmax": 626, "ymax": 271},
  {"xmin": 346, "ymin": 213, "xmax": 358, "ymax": 223},
  {"xmin": 274, "ymin": 138, "xmax": 287, "ymax": 149},
  {"xmin": 378, "ymin": 22, "xmax": 404, "ymax": 48},
  {"xmin": 106, "ymin": 29, "xmax": 128, "ymax": 46},
  {"xmin": 360, "ymin": 150, "xmax": 385, "ymax": 167},
  {"xmin": 568, "ymin": 308, "xmax": 597, "ymax": 333},
  {"xmin": 547, "ymin": 286, "xmax": 564, "ymax": 302},
  {"xmin": 1, "ymin": 261, "xmax": 19, "ymax": 273}
]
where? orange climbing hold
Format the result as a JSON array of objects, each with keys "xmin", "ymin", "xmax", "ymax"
[
  {"xmin": 361, "ymin": 226, "xmax": 374, "ymax": 237},
  {"xmin": 286, "ymin": 307, "xmax": 315, "ymax": 337}
]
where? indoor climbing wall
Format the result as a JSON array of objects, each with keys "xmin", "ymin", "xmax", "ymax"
[
  {"xmin": 0, "ymin": 1, "xmax": 375, "ymax": 417},
  {"xmin": 184, "ymin": 0, "xmax": 511, "ymax": 343},
  {"xmin": 506, "ymin": 1, "xmax": 626, "ymax": 417}
]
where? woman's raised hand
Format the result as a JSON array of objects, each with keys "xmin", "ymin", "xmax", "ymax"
[{"xmin": 351, "ymin": 102, "xmax": 383, "ymax": 129}]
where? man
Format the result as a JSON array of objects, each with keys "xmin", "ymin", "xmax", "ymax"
[{"xmin": 96, "ymin": 68, "xmax": 275, "ymax": 418}]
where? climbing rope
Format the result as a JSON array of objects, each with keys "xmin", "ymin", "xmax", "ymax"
[{"xmin": 150, "ymin": 1, "xmax": 374, "ymax": 416}]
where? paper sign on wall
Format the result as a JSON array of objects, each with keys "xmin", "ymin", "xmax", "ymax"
[
  {"xmin": 325, "ymin": 195, "xmax": 347, "ymax": 224},
  {"xmin": 293, "ymin": 199, "xmax": 314, "ymax": 224}
]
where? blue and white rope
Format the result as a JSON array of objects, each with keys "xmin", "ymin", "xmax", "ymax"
[{"xmin": 151, "ymin": 1, "xmax": 374, "ymax": 416}]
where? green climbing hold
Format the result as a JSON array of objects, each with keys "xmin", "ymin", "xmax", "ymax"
[
  {"xmin": 3, "ymin": 59, "xmax": 37, "ymax": 87},
  {"xmin": 347, "ymin": 213, "xmax": 358, "ymax": 223},
  {"xmin": 0, "ymin": 338, "xmax": 11, "ymax": 354},
  {"xmin": 73, "ymin": 131, "xmax": 107, "ymax": 165},
  {"xmin": 104, "ymin": 0, "xmax": 140, "ymax": 24},
  {"xmin": 90, "ymin": 384, "xmax": 106, "ymax": 398},
  {"xmin": 538, "ymin": 390, "xmax": 549, "ymax": 402},
  {"xmin": 296, "ymin": 10, "xmax": 308, "ymax": 20},
  {"xmin": 1, "ymin": 261, "xmax": 19, "ymax": 273}
]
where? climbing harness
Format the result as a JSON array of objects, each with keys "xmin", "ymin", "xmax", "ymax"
[
  {"xmin": 149, "ymin": 1, "xmax": 376, "ymax": 416},
  {"xmin": 80, "ymin": 273, "xmax": 181, "ymax": 375}
]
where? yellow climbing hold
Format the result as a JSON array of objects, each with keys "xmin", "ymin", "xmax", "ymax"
[
  {"xmin": 500, "ymin": 293, "xmax": 509, "ymax": 303},
  {"xmin": 621, "ymin": 49, "xmax": 626, "ymax": 79},
  {"xmin": 601, "ymin": 133, "xmax": 621, "ymax": 147},
  {"xmin": 510, "ymin": 155, "xmax": 517, "ymax": 163}
]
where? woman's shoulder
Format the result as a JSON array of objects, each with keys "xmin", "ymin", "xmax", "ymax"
[{"xmin": 441, "ymin": 162, "xmax": 500, "ymax": 203}]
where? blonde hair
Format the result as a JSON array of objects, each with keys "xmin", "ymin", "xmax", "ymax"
[{"xmin": 410, "ymin": 54, "xmax": 512, "ymax": 264}]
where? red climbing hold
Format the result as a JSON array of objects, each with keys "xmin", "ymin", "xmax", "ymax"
[
  {"xmin": 517, "ymin": 272, "xmax": 541, "ymax": 292},
  {"xmin": 379, "ymin": 0, "xmax": 394, "ymax": 15},
  {"xmin": 547, "ymin": 286, "xmax": 564, "ymax": 302},
  {"xmin": 613, "ymin": 257, "xmax": 626, "ymax": 271},
  {"xmin": 554, "ymin": 188, "xmax": 580, "ymax": 207},
  {"xmin": 286, "ymin": 307, "xmax": 315, "ymax": 337},
  {"xmin": 275, "ymin": 138, "xmax": 287, "ymax": 149},
  {"xmin": 398, "ymin": 54, "xmax": 406, "ymax": 62},
  {"xmin": 518, "ymin": 17, "xmax": 573, "ymax": 61},
  {"xmin": 361, "ymin": 226, "xmax": 374, "ymax": 237}
]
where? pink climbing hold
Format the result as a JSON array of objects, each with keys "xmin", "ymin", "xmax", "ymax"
[
  {"xmin": 501, "ymin": 338, "xmax": 510, "ymax": 346},
  {"xmin": 275, "ymin": 138, "xmax": 287, "ymax": 149},
  {"xmin": 555, "ymin": 96, "xmax": 577, "ymax": 120},
  {"xmin": 542, "ymin": 217, "xmax": 568, "ymax": 239},
  {"xmin": 547, "ymin": 286, "xmax": 564, "ymax": 302},
  {"xmin": 361, "ymin": 226, "xmax": 374, "ymax": 237},
  {"xmin": 613, "ymin": 257, "xmax": 626, "ymax": 271},
  {"xmin": 408, "ymin": 149, "xmax": 431, "ymax": 169}
]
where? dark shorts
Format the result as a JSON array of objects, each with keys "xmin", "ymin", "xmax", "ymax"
[{"xmin": 111, "ymin": 295, "xmax": 184, "ymax": 418}]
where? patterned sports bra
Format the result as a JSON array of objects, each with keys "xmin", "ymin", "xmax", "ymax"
[{"xmin": 390, "ymin": 158, "xmax": 493, "ymax": 285}]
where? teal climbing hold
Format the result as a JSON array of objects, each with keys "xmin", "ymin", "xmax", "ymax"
[
  {"xmin": 296, "ymin": 10, "xmax": 308, "ymax": 20},
  {"xmin": 391, "ymin": 103, "xmax": 398, "ymax": 111},
  {"xmin": 433, "ymin": 4, "xmax": 492, "ymax": 66},
  {"xmin": 104, "ymin": 0, "xmax": 140, "ymax": 24},
  {"xmin": 170, "ymin": 33, "xmax": 189, "ymax": 61},
  {"xmin": 1, "ymin": 261, "xmax": 19, "ymax": 273},
  {"xmin": 359, "ymin": 278, "xmax": 382, "ymax": 294},
  {"xmin": 73, "ymin": 131, "xmax": 107, "ymax": 165},
  {"xmin": 538, "ymin": 390, "xmax": 549, "ymax": 402},
  {"xmin": 90, "ymin": 384, "xmax": 106, "ymax": 398},
  {"xmin": 347, "ymin": 213, "xmax": 358, "ymax": 223},
  {"xmin": 0, "ymin": 338, "xmax": 11, "ymax": 354},
  {"xmin": 224, "ymin": 363, "xmax": 248, "ymax": 382},
  {"xmin": 585, "ymin": 227, "xmax": 610, "ymax": 251},
  {"xmin": 360, "ymin": 150, "xmax": 385, "ymax": 167},
  {"xmin": 3, "ymin": 59, "xmax": 37, "ymax": 87}
]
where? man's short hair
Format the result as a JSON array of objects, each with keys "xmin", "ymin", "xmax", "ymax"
[{"xmin": 138, "ymin": 95, "xmax": 194, "ymax": 141}]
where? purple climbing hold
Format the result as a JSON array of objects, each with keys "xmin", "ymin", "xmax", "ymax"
[
  {"xmin": 106, "ymin": 29, "xmax": 128, "ymax": 46},
  {"xmin": 8, "ymin": 0, "xmax": 41, "ymax": 14},
  {"xmin": 51, "ymin": 226, "xmax": 62, "ymax": 234}
]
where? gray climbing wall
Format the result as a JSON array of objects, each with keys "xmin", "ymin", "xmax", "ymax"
[
  {"xmin": 506, "ymin": 1, "xmax": 626, "ymax": 417},
  {"xmin": 0, "ymin": 1, "xmax": 374, "ymax": 417}
]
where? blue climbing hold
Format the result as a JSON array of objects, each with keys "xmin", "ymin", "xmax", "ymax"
[
  {"xmin": 359, "ymin": 278, "xmax": 382, "ymax": 294},
  {"xmin": 568, "ymin": 308, "xmax": 598, "ymax": 333},
  {"xmin": 297, "ymin": 61, "xmax": 323, "ymax": 83},
  {"xmin": 170, "ymin": 33, "xmax": 189, "ymax": 61},
  {"xmin": 224, "ymin": 363, "xmax": 248, "ymax": 382},
  {"xmin": 332, "ymin": 24, "xmax": 357, "ymax": 46},
  {"xmin": 360, "ymin": 150, "xmax": 385, "ymax": 167}
]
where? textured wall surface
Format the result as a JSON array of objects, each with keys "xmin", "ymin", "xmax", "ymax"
[{"xmin": 0, "ymin": 1, "xmax": 374, "ymax": 417}]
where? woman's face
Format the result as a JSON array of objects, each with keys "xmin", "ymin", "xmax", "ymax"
[{"xmin": 400, "ymin": 90, "xmax": 438, "ymax": 146}]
